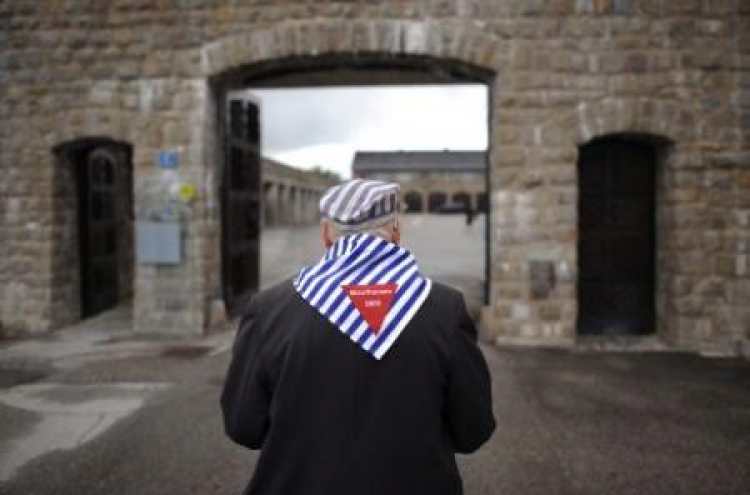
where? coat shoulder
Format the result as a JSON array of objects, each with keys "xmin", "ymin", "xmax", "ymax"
[
  {"xmin": 257, "ymin": 278, "xmax": 298, "ymax": 305},
  {"xmin": 426, "ymin": 280, "xmax": 464, "ymax": 306},
  {"xmin": 234, "ymin": 278, "xmax": 298, "ymax": 319}
]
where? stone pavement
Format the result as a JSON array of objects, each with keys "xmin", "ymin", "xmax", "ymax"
[
  {"xmin": 460, "ymin": 348, "xmax": 750, "ymax": 495},
  {"xmin": 0, "ymin": 306, "xmax": 232, "ymax": 486},
  {"xmin": 1, "ymin": 342, "xmax": 749, "ymax": 495}
]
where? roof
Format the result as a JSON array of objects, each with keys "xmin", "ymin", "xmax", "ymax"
[
  {"xmin": 352, "ymin": 150, "xmax": 487, "ymax": 173},
  {"xmin": 262, "ymin": 156, "xmax": 338, "ymax": 188}
]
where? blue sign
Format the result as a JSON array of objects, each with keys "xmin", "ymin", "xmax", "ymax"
[{"xmin": 158, "ymin": 151, "xmax": 179, "ymax": 169}]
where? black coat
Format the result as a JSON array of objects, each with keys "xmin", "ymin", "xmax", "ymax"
[{"xmin": 221, "ymin": 279, "xmax": 495, "ymax": 495}]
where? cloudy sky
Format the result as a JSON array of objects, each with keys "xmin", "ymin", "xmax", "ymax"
[{"xmin": 233, "ymin": 85, "xmax": 488, "ymax": 179}]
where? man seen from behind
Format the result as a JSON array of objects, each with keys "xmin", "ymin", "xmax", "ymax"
[{"xmin": 221, "ymin": 179, "xmax": 495, "ymax": 495}]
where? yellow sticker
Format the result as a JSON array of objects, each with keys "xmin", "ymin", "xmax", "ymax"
[{"xmin": 178, "ymin": 183, "xmax": 197, "ymax": 202}]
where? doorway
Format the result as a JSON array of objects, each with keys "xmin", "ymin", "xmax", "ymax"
[
  {"xmin": 577, "ymin": 136, "xmax": 657, "ymax": 336},
  {"xmin": 221, "ymin": 99, "xmax": 262, "ymax": 316},
  {"xmin": 62, "ymin": 141, "xmax": 134, "ymax": 319},
  {"xmin": 212, "ymin": 55, "xmax": 494, "ymax": 314}
]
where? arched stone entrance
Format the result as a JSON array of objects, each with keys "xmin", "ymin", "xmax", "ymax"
[
  {"xmin": 201, "ymin": 30, "xmax": 497, "ymax": 318},
  {"xmin": 512, "ymin": 96, "xmax": 704, "ymax": 348},
  {"xmin": 51, "ymin": 138, "xmax": 134, "ymax": 325},
  {"xmin": 577, "ymin": 135, "xmax": 659, "ymax": 337}
]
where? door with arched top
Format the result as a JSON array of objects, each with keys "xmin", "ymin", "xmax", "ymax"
[
  {"xmin": 77, "ymin": 146, "xmax": 127, "ymax": 317},
  {"xmin": 577, "ymin": 137, "xmax": 656, "ymax": 336}
]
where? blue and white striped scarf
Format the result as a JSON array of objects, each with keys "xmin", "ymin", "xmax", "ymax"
[{"xmin": 293, "ymin": 233, "xmax": 432, "ymax": 360}]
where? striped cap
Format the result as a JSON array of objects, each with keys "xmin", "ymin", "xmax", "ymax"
[{"xmin": 319, "ymin": 179, "xmax": 400, "ymax": 228}]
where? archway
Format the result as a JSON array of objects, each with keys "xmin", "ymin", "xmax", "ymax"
[
  {"xmin": 538, "ymin": 97, "xmax": 687, "ymax": 345},
  {"xmin": 404, "ymin": 191, "xmax": 424, "ymax": 213},
  {"xmin": 428, "ymin": 191, "xmax": 448, "ymax": 213},
  {"xmin": 577, "ymin": 135, "xmax": 659, "ymax": 336},
  {"xmin": 209, "ymin": 53, "xmax": 494, "ymax": 314},
  {"xmin": 52, "ymin": 138, "xmax": 134, "ymax": 323},
  {"xmin": 452, "ymin": 192, "xmax": 471, "ymax": 209}
]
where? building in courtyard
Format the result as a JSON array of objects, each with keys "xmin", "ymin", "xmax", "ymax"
[
  {"xmin": 262, "ymin": 157, "xmax": 337, "ymax": 228},
  {"xmin": 352, "ymin": 150, "xmax": 487, "ymax": 213},
  {"xmin": 0, "ymin": 1, "xmax": 748, "ymax": 356}
]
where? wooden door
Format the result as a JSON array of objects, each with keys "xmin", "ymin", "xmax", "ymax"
[{"xmin": 577, "ymin": 138, "xmax": 656, "ymax": 335}]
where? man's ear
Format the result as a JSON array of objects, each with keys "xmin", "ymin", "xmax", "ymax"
[
  {"xmin": 321, "ymin": 221, "xmax": 335, "ymax": 248},
  {"xmin": 392, "ymin": 219, "xmax": 401, "ymax": 244}
]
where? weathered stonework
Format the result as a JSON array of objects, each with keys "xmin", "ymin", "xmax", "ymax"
[{"xmin": 0, "ymin": 1, "xmax": 748, "ymax": 355}]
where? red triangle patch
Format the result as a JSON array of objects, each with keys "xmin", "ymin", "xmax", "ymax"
[{"xmin": 342, "ymin": 284, "xmax": 398, "ymax": 335}]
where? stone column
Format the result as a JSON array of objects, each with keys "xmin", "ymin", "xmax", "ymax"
[
  {"xmin": 302, "ymin": 188, "xmax": 314, "ymax": 224},
  {"xmin": 309, "ymin": 190, "xmax": 321, "ymax": 223},
  {"xmin": 264, "ymin": 182, "xmax": 277, "ymax": 227},
  {"xmin": 299, "ymin": 189, "xmax": 308, "ymax": 224},
  {"xmin": 287, "ymin": 186, "xmax": 296, "ymax": 225},
  {"xmin": 276, "ymin": 184, "xmax": 286, "ymax": 225},
  {"xmin": 291, "ymin": 186, "xmax": 301, "ymax": 225}
]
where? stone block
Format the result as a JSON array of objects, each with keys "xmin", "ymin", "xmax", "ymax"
[
  {"xmin": 207, "ymin": 298, "xmax": 228, "ymax": 333},
  {"xmin": 495, "ymin": 284, "xmax": 523, "ymax": 299},
  {"xmin": 740, "ymin": 340, "xmax": 750, "ymax": 360},
  {"xmin": 716, "ymin": 255, "xmax": 737, "ymax": 277},
  {"xmin": 493, "ymin": 125, "xmax": 522, "ymax": 145},
  {"xmin": 539, "ymin": 302, "xmax": 562, "ymax": 321},
  {"xmin": 511, "ymin": 303, "xmax": 531, "ymax": 320},
  {"xmin": 493, "ymin": 304, "xmax": 512, "ymax": 319}
]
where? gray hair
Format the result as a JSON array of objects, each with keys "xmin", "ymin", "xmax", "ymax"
[{"xmin": 325, "ymin": 217, "xmax": 399, "ymax": 241}]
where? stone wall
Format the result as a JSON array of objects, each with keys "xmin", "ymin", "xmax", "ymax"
[{"xmin": 0, "ymin": 1, "xmax": 748, "ymax": 352}]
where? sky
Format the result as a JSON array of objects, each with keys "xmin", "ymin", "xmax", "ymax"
[{"xmin": 232, "ymin": 85, "xmax": 488, "ymax": 179}]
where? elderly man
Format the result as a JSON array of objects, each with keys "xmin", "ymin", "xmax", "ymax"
[{"xmin": 221, "ymin": 179, "xmax": 495, "ymax": 495}]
